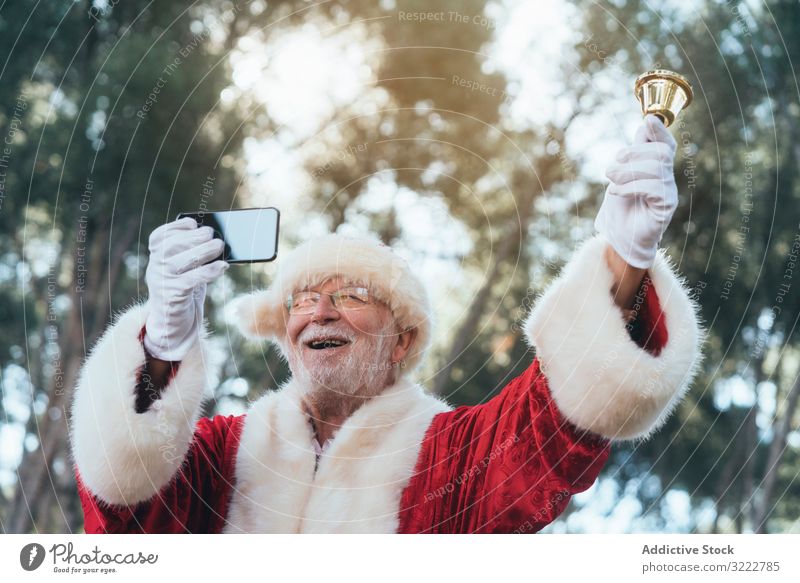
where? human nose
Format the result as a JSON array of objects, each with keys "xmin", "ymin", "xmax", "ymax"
[{"xmin": 310, "ymin": 293, "xmax": 341, "ymax": 323}]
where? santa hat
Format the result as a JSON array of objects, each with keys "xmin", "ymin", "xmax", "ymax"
[{"xmin": 234, "ymin": 234, "xmax": 433, "ymax": 375}]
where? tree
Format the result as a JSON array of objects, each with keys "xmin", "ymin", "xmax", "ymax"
[
  {"xmin": 568, "ymin": 0, "xmax": 800, "ymax": 532},
  {"xmin": 1, "ymin": 0, "xmax": 253, "ymax": 533}
]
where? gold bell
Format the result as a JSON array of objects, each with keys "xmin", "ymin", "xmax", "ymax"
[{"xmin": 634, "ymin": 70, "xmax": 693, "ymax": 127}]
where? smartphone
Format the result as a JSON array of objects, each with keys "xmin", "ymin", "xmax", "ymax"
[{"xmin": 176, "ymin": 207, "xmax": 280, "ymax": 264}]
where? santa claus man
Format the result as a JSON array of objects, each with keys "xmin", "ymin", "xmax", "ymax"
[{"xmin": 71, "ymin": 115, "xmax": 704, "ymax": 533}]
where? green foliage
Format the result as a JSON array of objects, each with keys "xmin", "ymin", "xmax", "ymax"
[
  {"xmin": 1, "ymin": 0, "xmax": 797, "ymax": 533},
  {"xmin": 573, "ymin": 0, "xmax": 800, "ymax": 532}
]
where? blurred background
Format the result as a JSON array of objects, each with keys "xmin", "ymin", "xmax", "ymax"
[{"xmin": 0, "ymin": 0, "xmax": 798, "ymax": 534}]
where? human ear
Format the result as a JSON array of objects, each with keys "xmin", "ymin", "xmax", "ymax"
[{"xmin": 391, "ymin": 327, "xmax": 417, "ymax": 364}]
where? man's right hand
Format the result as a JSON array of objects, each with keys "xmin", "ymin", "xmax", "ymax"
[{"xmin": 144, "ymin": 217, "xmax": 229, "ymax": 361}]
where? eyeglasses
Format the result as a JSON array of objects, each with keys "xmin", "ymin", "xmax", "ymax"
[{"xmin": 287, "ymin": 286, "xmax": 374, "ymax": 314}]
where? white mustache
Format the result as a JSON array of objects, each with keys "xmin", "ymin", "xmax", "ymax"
[
  {"xmin": 297, "ymin": 324, "xmax": 357, "ymax": 346},
  {"xmin": 288, "ymin": 316, "xmax": 399, "ymax": 401}
]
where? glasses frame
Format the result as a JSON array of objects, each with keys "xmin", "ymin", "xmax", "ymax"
[{"xmin": 286, "ymin": 285, "xmax": 375, "ymax": 315}]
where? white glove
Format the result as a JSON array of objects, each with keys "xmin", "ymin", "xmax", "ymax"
[
  {"xmin": 144, "ymin": 217, "xmax": 228, "ymax": 361},
  {"xmin": 594, "ymin": 114, "xmax": 679, "ymax": 269}
]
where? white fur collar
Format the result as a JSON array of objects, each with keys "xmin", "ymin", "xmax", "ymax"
[{"xmin": 224, "ymin": 378, "xmax": 450, "ymax": 533}]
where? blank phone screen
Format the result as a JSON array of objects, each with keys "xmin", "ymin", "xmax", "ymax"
[{"xmin": 177, "ymin": 208, "xmax": 280, "ymax": 263}]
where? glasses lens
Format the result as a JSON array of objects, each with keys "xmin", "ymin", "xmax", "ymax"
[
  {"xmin": 288, "ymin": 291, "xmax": 319, "ymax": 313},
  {"xmin": 333, "ymin": 287, "xmax": 371, "ymax": 310}
]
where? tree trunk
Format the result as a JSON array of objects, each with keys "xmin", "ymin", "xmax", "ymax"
[
  {"xmin": 754, "ymin": 362, "xmax": 800, "ymax": 532},
  {"xmin": 7, "ymin": 218, "xmax": 131, "ymax": 533},
  {"xmin": 739, "ymin": 337, "xmax": 767, "ymax": 532},
  {"xmin": 432, "ymin": 190, "xmax": 535, "ymax": 395},
  {"xmin": 711, "ymin": 415, "xmax": 748, "ymax": 534}
]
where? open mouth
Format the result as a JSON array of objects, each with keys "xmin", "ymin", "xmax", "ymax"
[{"xmin": 304, "ymin": 337, "xmax": 351, "ymax": 350}]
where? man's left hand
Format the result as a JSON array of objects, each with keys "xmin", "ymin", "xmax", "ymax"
[{"xmin": 594, "ymin": 114, "xmax": 679, "ymax": 269}]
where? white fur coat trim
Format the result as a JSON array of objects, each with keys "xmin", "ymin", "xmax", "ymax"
[
  {"xmin": 524, "ymin": 234, "xmax": 704, "ymax": 440},
  {"xmin": 70, "ymin": 303, "xmax": 223, "ymax": 506},
  {"xmin": 224, "ymin": 378, "xmax": 451, "ymax": 533}
]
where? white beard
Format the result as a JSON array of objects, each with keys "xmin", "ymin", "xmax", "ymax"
[{"xmin": 287, "ymin": 318, "xmax": 398, "ymax": 413}]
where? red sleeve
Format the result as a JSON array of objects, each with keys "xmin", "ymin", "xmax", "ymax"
[
  {"xmin": 397, "ymin": 360, "xmax": 610, "ymax": 534},
  {"xmin": 397, "ymin": 275, "xmax": 669, "ymax": 534},
  {"xmin": 135, "ymin": 325, "xmax": 181, "ymax": 413},
  {"xmin": 626, "ymin": 273, "xmax": 669, "ymax": 357},
  {"xmin": 77, "ymin": 414, "xmax": 244, "ymax": 534}
]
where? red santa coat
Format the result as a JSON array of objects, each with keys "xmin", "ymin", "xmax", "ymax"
[{"xmin": 71, "ymin": 235, "xmax": 703, "ymax": 533}]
